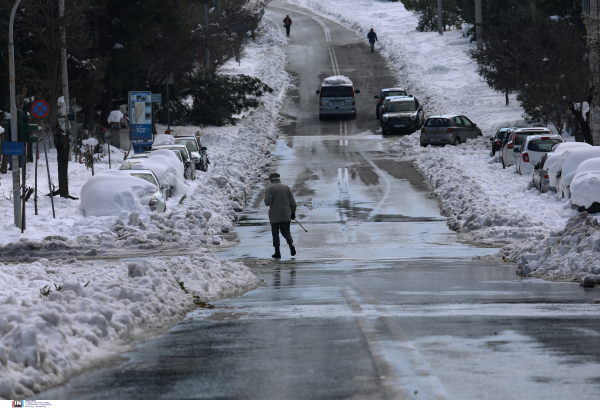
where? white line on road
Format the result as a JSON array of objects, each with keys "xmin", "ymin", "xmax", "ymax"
[
  {"xmin": 359, "ymin": 150, "xmax": 391, "ymax": 210},
  {"xmin": 311, "ymin": 17, "xmax": 331, "ymax": 41},
  {"xmin": 344, "ymin": 121, "xmax": 348, "ymax": 135},
  {"xmin": 344, "ymin": 139, "xmax": 348, "ymax": 146},
  {"xmin": 339, "ymin": 120, "xmax": 343, "ymax": 136},
  {"xmin": 328, "ymin": 47, "xmax": 340, "ymax": 76},
  {"xmin": 330, "ymin": 47, "xmax": 340, "ymax": 75}
]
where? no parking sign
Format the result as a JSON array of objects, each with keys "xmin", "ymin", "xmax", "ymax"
[{"xmin": 31, "ymin": 100, "xmax": 49, "ymax": 118}]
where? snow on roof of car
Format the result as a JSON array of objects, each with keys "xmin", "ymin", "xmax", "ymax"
[
  {"xmin": 514, "ymin": 127, "xmax": 551, "ymax": 132},
  {"xmin": 382, "ymin": 88, "xmax": 406, "ymax": 92},
  {"xmin": 322, "ymin": 75, "xmax": 352, "ymax": 85},
  {"xmin": 428, "ymin": 114, "xmax": 456, "ymax": 118}
]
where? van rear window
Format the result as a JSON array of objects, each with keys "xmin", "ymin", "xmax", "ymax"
[
  {"xmin": 383, "ymin": 90, "xmax": 407, "ymax": 98},
  {"xmin": 515, "ymin": 131, "xmax": 551, "ymax": 146},
  {"xmin": 425, "ymin": 118, "xmax": 451, "ymax": 127},
  {"xmin": 321, "ymin": 86, "xmax": 353, "ymax": 97},
  {"xmin": 527, "ymin": 139, "xmax": 561, "ymax": 152}
]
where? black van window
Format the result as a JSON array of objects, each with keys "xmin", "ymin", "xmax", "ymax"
[{"xmin": 321, "ymin": 86, "xmax": 353, "ymax": 97}]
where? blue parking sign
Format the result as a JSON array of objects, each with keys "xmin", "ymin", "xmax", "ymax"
[{"xmin": 2, "ymin": 142, "xmax": 24, "ymax": 156}]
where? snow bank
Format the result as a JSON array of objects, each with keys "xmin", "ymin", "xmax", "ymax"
[
  {"xmin": 79, "ymin": 170, "xmax": 156, "ymax": 217},
  {"xmin": 152, "ymin": 134, "xmax": 177, "ymax": 147},
  {"xmin": 133, "ymin": 149, "xmax": 187, "ymax": 195},
  {"xmin": 570, "ymin": 158, "xmax": 600, "ymax": 209}
]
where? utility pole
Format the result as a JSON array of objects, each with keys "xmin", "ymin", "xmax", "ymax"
[
  {"xmin": 59, "ymin": 0, "xmax": 71, "ymax": 159},
  {"xmin": 437, "ymin": 0, "xmax": 443, "ymax": 35},
  {"xmin": 8, "ymin": 0, "xmax": 22, "ymax": 228},
  {"xmin": 205, "ymin": 3, "xmax": 210, "ymax": 69},
  {"xmin": 475, "ymin": 0, "xmax": 483, "ymax": 51}
]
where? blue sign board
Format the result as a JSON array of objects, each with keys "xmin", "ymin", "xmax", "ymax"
[
  {"xmin": 128, "ymin": 91, "xmax": 152, "ymax": 140},
  {"xmin": 2, "ymin": 142, "xmax": 25, "ymax": 156},
  {"xmin": 151, "ymin": 93, "xmax": 162, "ymax": 103}
]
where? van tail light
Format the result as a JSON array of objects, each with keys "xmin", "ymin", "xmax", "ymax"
[
  {"xmin": 351, "ymin": 88, "xmax": 355, "ymax": 97},
  {"xmin": 446, "ymin": 128, "xmax": 455, "ymax": 133},
  {"xmin": 421, "ymin": 128, "xmax": 426, "ymax": 133},
  {"xmin": 523, "ymin": 152, "xmax": 529, "ymax": 162},
  {"xmin": 541, "ymin": 136, "xmax": 550, "ymax": 140},
  {"xmin": 352, "ymin": 99, "xmax": 355, "ymax": 105},
  {"xmin": 544, "ymin": 174, "xmax": 549, "ymax": 178}
]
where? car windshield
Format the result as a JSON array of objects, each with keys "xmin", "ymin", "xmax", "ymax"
[
  {"xmin": 387, "ymin": 101, "xmax": 415, "ymax": 112},
  {"xmin": 515, "ymin": 131, "xmax": 550, "ymax": 145},
  {"xmin": 495, "ymin": 131, "xmax": 506, "ymax": 140},
  {"xmin": 383, "ymin": 90, "xmax": 407, "ymax": 98},
  {"xmin": 131, "ymin": 173, "xmax": 157, "ymax": 186},
  {"xmin": 425, "ymin": 118, "xmax": 451, "ymax": 127},
  {"xmin": 177, "ymin": 139, "xmax": 198, "ymax": 152},
  {"xmin": 528, "ymin": 139, "xmax": 561, "ymax": 152},
  {"xmin": 321, "ymin": 86, "xmax": 353, "ymax": 97}
]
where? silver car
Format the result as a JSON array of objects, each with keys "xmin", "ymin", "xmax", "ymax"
[
  {"xmin": 120, "ymin": 169, "xmax": 168, "ymax": 213},
  {"xmin": 316, "ymin": 76, "xmax": 360, "ymax": 119},
  {"xmin": 420, "ymin": 115, "xmax": 482, "ymax": 146},
  {"xmin": 151, "ymin": 144, "xmax": 196, "ymax": 180},
  {"xmin": 175, "ymin": 136, "xmax": 202, "ymax": 170}
]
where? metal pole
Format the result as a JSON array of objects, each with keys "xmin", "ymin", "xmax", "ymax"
[
  {"xmin": 42, "ymin": 120, "xmax": 55, "ymax": 218},
  {"xmin": 166, "ymin": 81, "xmax": 170, "ymax": 131},
  {"xmin": 59, "ymin": 0, "xmax": 71, "ymax": 160},
  {"xmin": 21, "ymin": 145, "xmax": 25, "ymax": 232},
  {"xmin": 9, "ymin": 0, "xmax": 22, "ymax": 228},
  {"xmin": 475, "ymin": 0, "xmax": 483, "ymax": 51},
  {"xmin": 437, "ymin": 0, "xmax": 443, "ymax": 35},
  {"xmin": 107, "ymin": 130, "xmax": 111, "ymax": 169},
  {"xmin": 34, "ymin": 140, "xmax": 38, "ymax": 215},
  {"xmin": 205, "ymin": 3, "xmax": 210, "ymax": 69}
]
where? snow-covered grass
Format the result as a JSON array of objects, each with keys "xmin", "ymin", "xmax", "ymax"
[
  {"xmin": 0, "ymin": 22, "xmax": 291, "ymax": 399},
  {"xmin": 287, "ymin": 0, "xmax": 600, "ymax": 283}
]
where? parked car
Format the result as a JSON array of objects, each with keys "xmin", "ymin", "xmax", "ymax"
[
  {"xmin": 570, "ymin": 157, "xmax": 600, "ymax": 212},
  {"xmin": 175, "ymin": 135, "xmax": 209, "ymax": 172},
  {"xmin": 532, "ymin": 153, "xmax": 554, "ymax": 193},
  {"xmin": 378, "ymin": 95, "xmax": 408, "ymax": 123},
  {"xmin": 500, "ymin": 127, "xmax": 552, "ymax": 169},
  {"xmin": 120, "ymin": 156, "xmax": 148, "ymax": 170},
  {"xmin": 151, "ymin": 144, "xmax": 196, "ymax": 180},
  {"xmin": 380, "ymin": 96, "xmax": 424, "ymax": 135},
  {"xmin": 514, "ymin": 134, "xmax": 563, "ymax": 175},
  {"xmin": 316, "ymin": 75, "xmax": 360, "ymax": 119},
  {"xmin": 120, "ymin": 169, "xmax": 170, "ymax": 205},
  {"xmin": 420, "ymin": 115, "xmax": 482, "ymax": 147},
  {"xmin": 374, "ymin": 88, "xmax": 407, "ymax": 118},
  {"xmin": 544, "ymin": 142, "xmax": 591, "ymax": 190},
  {"xmin": 490, "ymin": 127, "xmax": 514, "ymax": 156},
  {"xmin": 553, "ymin": 146, "xmax": 600, "ymax": 199}
]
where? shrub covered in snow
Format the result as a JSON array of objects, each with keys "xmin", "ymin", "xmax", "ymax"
[{"xmin": 79, "ymin": 170, "xmax": 157, "ymax": 217}]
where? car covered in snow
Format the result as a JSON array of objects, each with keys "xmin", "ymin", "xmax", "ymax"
[
  {"xmin": 120, "ymin": 156, "xmax": 148, "ymax": 170},
  {"xmin": 380, "ymin": 96, "xmax": 424, "ymax": 135},
  {"xmin": 514, "ymin": 134, "xmax": 562, "ymax": 175},
  {"xmin": 500, "ymin": 127, "xmax": 551, "ymax": 169},
  {"xmin": 374, "ymin": 88, "xmax": 407, "ymax": 118},
  {"xmin": 132, "ymin": 149, "xmax": 186, "ymax": 197},
  {"xmin": 550, "ymin": 146, "xmax": 600, "ymax": 199},
  {"xmin": 120, "ymin": 169, "xmax": 170, "ymax": 205},
  {"xmin": 532, "ymin": 153, "xmax": 554, "ymax": 193},
  {"xmin": 79, "ymin": 169, "xmax": 167, "ymax": 216},
  {"xmin": 420, "ymin": 114, "xmax": 482, "ymax": 147},
  {"xmin": 570, "ymin": 157, "xmax": 600, "ymax": 212},
  {"xmin": 151, "ymin": 144, "xmax": 195, "ymax": 180},
  {"xmin": 316, "ymin": 75, "xmax": 360, "ymax": 119}
]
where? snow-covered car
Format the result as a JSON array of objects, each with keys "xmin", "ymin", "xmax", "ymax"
[
  {"xmin": 543, "ymin": 142, "xmax": 590, "ymax": 184},
  {"xmin": 532, "ymin": 153, "xmax": 554, "ymax": 193},
  {"xmin": 132, "ymin": 149, "xmax": 186, "ymax": 197},
  {"xmin": 79, "ymin": 169, "xmax": 167, "ymax": 216},
  {"xmin": 490, "ymin": 127, "xmax": 514, "ymax": 157},
  {"xmin": 380, "ymin": 96, "xmax": 424, "ymax": 135},
  {"xmin": 375, "ymin": 89, "xmax": 408, "ymax": 118},
  {"xmin": 551, "ymin": 146, "xmax": 600, "ymax": 199},
  {"xmin": 120, "ymin": 169, "xmax": 170, "ymax": 203},
  {"xmin": 570, "ymin": 157, "xmax": 600, "ymax": 212},
  {"xmin": 501, "ymin": 127, "xmax": 551, "ymax": 169},
  {"xmin": 151, "ymin": 144, "xmax": 195, "ymax": 180},
  {"xmin": 175, "ymin": 136, "xmax": 203, "ymax": 170},
  {"xmin": 514, "ymin": 134, "xmax": 562, "ymax": 175},
  {"xmin": 316, "ymin": 75, "xmax": 360, "ymax": 119},
  {"xmin": 120, "ymin": 156, "xmax": 148, "ymax": 170},
  {"xmin": 420, "ymin": 115, "xmax": 482, "ymax": 146}
]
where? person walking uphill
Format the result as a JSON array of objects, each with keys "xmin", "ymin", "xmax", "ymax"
[
  {"xmin": 283, "ymin": 15, "xmax": 292, "ymax": 37},
  {"xmin": 367, "ymin": 28, "xmax": 378, "ymax": 52},
  {"xmin": 264, "ymin": 173, "xmax": 297, "ymax": 259}
]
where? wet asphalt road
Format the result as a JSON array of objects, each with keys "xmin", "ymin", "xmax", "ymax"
[{"xmin": 38, "ymin": 2, "xmax": 600, "ymax": 400}]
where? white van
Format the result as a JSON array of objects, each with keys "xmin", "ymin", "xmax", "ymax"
[{"xmin": 316, "ymin": 76, "xmax": 360, "ymax": 120}]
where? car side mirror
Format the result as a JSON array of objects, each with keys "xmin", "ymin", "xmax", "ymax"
[
  {"xmin": 489, "ymin": 137, "xmax": 494, "ymax": 141},
  {"xmin": 374, "ymin": 95, "xmax": 378, "ymax": 99},
  {"xmin": 472, "ymin": 123, "xmax": 477, "ymax": 127},
  {"xmin": 315, "ymin": 90, "xmax": 320, "ymax": 94},
  {"xmin": 355, "ymin": 90, "xmax": 360, "ymax": 94},
  {"xmin": 160, "ymin": 182, "xmax": 169, "ymax": 189},
  {"xmin": 201, "ymin": 146, "xmax": 207, "ymax": 151},
  {"xmin": 514, "ymin": 147, "xmax": 521, "ymax": 153}
]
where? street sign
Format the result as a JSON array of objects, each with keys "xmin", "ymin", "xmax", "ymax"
[
  {"xmin": 128, "ymin": 91, "xmax": 152, "ymax": 140},
  {"xmin": 31, "ymin": 100, "xmax": 49, "ymax": 119},
  {"xmin": 2, "ymin": 141, "xmax": 24, "ymax": 156},
  {"xmin": 151, "ymin": 93, "xmax": 162, "ymax": 103}
]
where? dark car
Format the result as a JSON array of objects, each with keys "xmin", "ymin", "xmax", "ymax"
[
  {"xmin": 380, "ymin": 96, "xmax": 424, "ymax": 135},
  {"xmin": 490, "ymin": 127, "xmax": 514, "ymax": 157},
  {"xmin": 420, "ymin": 115, "xmax": 482, "ymax": 146},
  {"xmin": 374, "ymin": 88, "xmax": 408, "ymax": 118}
]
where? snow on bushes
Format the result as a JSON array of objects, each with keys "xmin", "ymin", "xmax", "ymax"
[{"xmin": 79, "ymin": 170, "xmax": 157, "ymax": 217}]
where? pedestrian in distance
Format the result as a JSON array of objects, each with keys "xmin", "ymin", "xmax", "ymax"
[
  {"xmin": 367, "ymin": 28, "xmax": 378, "ymax": 52},
  {"xmin": 283, "ymin": 15, "xmax": 292, "ymax": 37},
  {"xmin": 264, "ymin": 173, "xmax": 297, "ymax": 259}
]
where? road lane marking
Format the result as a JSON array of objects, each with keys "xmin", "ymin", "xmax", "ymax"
[
  {"xmin": 339, "ymin": 139, "xmax": 343, "ymax": 146},
  {"xmin": 328, "ymin": 47, "xmax": 340, "ymax": 76},
  {"xmin": 344, "ymin": 121, "xmax": 348, "ymax": 135},
  {"xmin": 344, "ymin": 139, "xmax": 348, "ymax": 145},
  {"xmin": 331, "ymin": 47, "xmax": 340, "ymax": 75},
  {"xmin": 339, "ymin": 120, "xmax": 343, "ymax": 135},
  {"xmin": 312, "ymin": 17, "xmax": 331, "ymax": 41},
  {"xmin": 359, "ymin": 151, "xmax": 391, "ymax": 210}
]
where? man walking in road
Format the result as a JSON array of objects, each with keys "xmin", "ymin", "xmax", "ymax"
[
  {"xmin": 283, "ymin": 15, "xmax": 292, "ymax": 37},
  {"xmin": 367, "ymin": 28, "xmax": 378, "ymax": 52},
  {"xmin": 264, "ymin": 173, "xmax": 297, "ymax": 259}
]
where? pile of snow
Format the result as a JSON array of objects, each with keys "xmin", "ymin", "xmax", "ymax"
[
  {"xmin": 570, "ymin": 158, "xmax": 600, "ymax": 209},
  {"xmin": 152, "ymin": 134, "xmax": 177, "ymax": 147},
  {"xmin": 553, "ymin": 147, "xmax": 600, "ymax": 194},
  {"xmin": 323, "ymin": 75, "xmax": 352, "ymax": 85},
  {"xmin": 107, "ymin": 110, "xmax": 124, "ymax": 123},
  {"xmin": 0, "ymin": 252, "xmax": 256, "ymax": 399},
  {"xmin": 132, "ymin": 149, "xmax": 187, "ymax": 195},
  {"xmin": 81, "ymin": 138, "xmax": 98, "ymax": 147},
  {"xmin": 79, "ymin": 170, "xmax": 157, "ymax": 217}
]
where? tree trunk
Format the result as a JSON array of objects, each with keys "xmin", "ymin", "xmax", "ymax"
[
  {"xmin": 505, "ymin": 89, "xmax": 509, "ymax": 106},
  {"xmin": 54, "ymin": 122, "xmax": 71, "ymax": 197},
  {"xmin": 100, "ymin": 76, "xmax": 113, "ymax": 128}
]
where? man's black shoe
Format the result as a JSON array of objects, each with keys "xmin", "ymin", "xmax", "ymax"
[
  {"xmin": 272, "ymin": 247, "xmax": 281, "ymax": 259},
  {"xmin": 290, "ymin": 244, "xmax": 296, "ymax": 256}
]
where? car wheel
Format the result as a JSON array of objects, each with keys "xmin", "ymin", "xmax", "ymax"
[
  {"xmin": 382, "ymin": 126, "xmax": 388, "ymax": 135},
  {"xmin": 453, "ymin": 137, "xmax": 460, "ymax": 146},
  {"xmin": 319, "ymin": 114, "xmax": 324, "ymax": 121},
  {"xmin": 376, "ymin": 110, "xmax": 379, "ymax": 119},
  {"xmin": 352, "ymin": 113, "xmax": 357, "ymax": 120},
  {"xmin": 421, "ymin": 143, "xmax": 428, "ymax": 148}
]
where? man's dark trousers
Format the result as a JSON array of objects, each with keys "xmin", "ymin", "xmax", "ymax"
[
  {"xmin": 272, "ymin": 222, "xmax": 293, "ymax": 247},
  {"xmin": 285, "ymin": 25, "xmax": 290, "ymax": 36}
]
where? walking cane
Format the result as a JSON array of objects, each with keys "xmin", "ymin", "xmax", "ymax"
[{"xmin": 294, "ymin": 218, "xmax": 308, "ymax": 232}]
